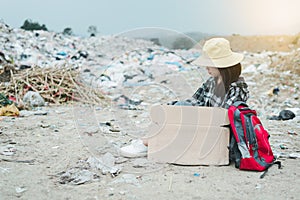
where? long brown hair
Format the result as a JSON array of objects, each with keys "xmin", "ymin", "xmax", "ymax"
[{"xmin": 214, "ymin": 63, "xmax": 242, "ymax": 98}]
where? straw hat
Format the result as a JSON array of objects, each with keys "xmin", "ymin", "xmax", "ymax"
[{"xmin": 193, "ymin": 38, "xmax": 244, "ymax": 68}]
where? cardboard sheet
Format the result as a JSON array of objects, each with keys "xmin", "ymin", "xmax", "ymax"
[{"xmin": 147, "ymin": 105, "xmax": 230, "ymax": 165}]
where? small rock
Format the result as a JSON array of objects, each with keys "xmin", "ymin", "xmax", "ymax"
[{"xmin": 23, "ymin": 91, "xmax": 45, "ymax": 107}]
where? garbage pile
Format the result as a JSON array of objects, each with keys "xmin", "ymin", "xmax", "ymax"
[
  {"xmin": 269, "ymin": 48, "xmax": 300, "ymax": 75},
  {"xmin": 1, "ymin": 20, "xmax": 299, "ymax": 121},
  {"xmin": 1, "ymin": 20, "xmax": 299, "ymax": 114},
  {"xmin": 242, "ymin": 50, "xmax": 299, "ymax": 116},
  {"xmin": 0, "ymin": 21, "xmax": 201, "ymax": 108},
  {"xmin": 0, "ymin": 22, "xmax": 157, "ymax": 105}
]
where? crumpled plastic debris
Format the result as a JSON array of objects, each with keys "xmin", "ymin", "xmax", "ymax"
[
  {"xmin": 287, "ymin": 130, "xmax": 297, "ymax": 135},
  {"xmin": 71, "ymin": 50, "xmax": 89, "ymax": 60},
  {"xmin": 279, "ymin": 144, "xmax": 288, "ymax": 149},
  {"xmin": 0, "ymin": 51, "xmax": 12, "ymax": 63},
  {"xmin": 113, "ymin": 94, "xmax": 143, "ymax": 110},
  {"xmin": 59, "ymin": 169, "xmax": 99, "ymax": 185},
  {"xmin": 289, "ymin": 153, "xmax": 300, "ymax": 159},
  {"xmin": 268, "ymin": 87, "xmax": 280, "ymax": 96},
  {"xmin": 15, "ymin": 187, "xmax": 27, "ymax": 194},
  {"xmin": 87, "ymin": 153, "xmax": 122, "ymax": 177},
  {"xmin": 0, "ymin": 104, "xmax": 19, "ymax": 116},
  {"xmin": 0, "ymin": 93, "xmax": 13, "ymax": 106},
  {"xmin": 1, "ymin": 144, "xmax": 17, "ymax": 156},
  {"xmin": 268, "ymin": 110, "xmax": 296, "ymax": 120},
  {"xmin": 110, "ymin": 174, "xmax": 141, "ymax": 186}
]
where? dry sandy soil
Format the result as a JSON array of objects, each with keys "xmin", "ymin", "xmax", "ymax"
[{"xmin": 0, "ymin": 36, "xmax": 299, "ymax": 200}]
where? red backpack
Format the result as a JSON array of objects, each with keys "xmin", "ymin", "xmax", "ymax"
[{"xmin": 228, "ymin": 101, "xmax": 281, "ymax": 178}]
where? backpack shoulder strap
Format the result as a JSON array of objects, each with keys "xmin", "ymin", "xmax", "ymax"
[{"xmin": 232, "ymin": 101, "xmax": 248, "ymax": 108}]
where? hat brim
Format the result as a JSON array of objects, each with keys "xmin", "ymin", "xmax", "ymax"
[{"xmin": 193, "ymin": 52, "xmax": 244, "ymax": 68}]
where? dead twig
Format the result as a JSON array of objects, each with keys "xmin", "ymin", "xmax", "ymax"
[{"xmin": 0, "ymin": 66, "xmax": 106, "ymax": 105}]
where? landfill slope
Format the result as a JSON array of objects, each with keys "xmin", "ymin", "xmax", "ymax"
[{"xmin": 0, "ymin": 22, "xmax": 299, "ymax": 200}]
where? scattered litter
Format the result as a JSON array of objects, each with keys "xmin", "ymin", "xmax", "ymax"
[
  {"xmin": 0, "ymin": 104, "xmax": 19, "ymax": 116},
  {"xmin": 255, "ymin": 183, "xmax": 262, "ymax": 189},
  {"xmin": 0, "ymin": 93, "xmax": 19, "ymax": 116},
  {"xmin": 99, "ymin": 122, "xmax": 112, "ymax": 127},
  {"xmin": 272, "ymin": 87, "xmax": 280, "ymax": 95},
  {"xmin": 87, "ymin": 153, "xmax": 122, "ymax": 176},
  {"xmin": 268, "ymin": 110, "xmax": 296, "ymax": 120},
  {"xmin": 15, "ymin": 187, "xmax": 27, "ymax": 194},
  {"xmin": 279, "ymin": 144, "xmax": 288, "ymax": 150},
  {"xmin": 0, "ymin": 93, "xmax": 13, "ymax": 106},
  {"xmin": 289, "ymin": 153, "xmax": 300, "ymax": 159},
  {"xmin": 0, "ymin": 144, "xmax": 17, "ymax": 156},
  {"xmin": 114, "ymin": 94, "xmax": 143, "ymax": 110},
  {"xmin": 268, "ymin": 87, "xmax": 280, "ymax": 96},
  {"xmin": 59, "ymin": 169, "xmax": 99, "ymax": 185},
  {"xmin": 110, "ymin": 174, "xmax": 141, "ymax": 187},
  {"xmin": 193, "ymin": 173, "xmax": 200, "ymax": 177},
  {"xmin": 287, "ymin": 130, "xmax": 297, "ymax": 135},
  {"xmin": 71, "ymin": 50, "xmax": 89, "ymax": 60},
  {"xmin": 109, "ymin": 128, "xmax": 120, "ymax": 133}
]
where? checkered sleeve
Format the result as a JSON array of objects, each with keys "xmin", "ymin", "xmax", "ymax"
[
  {"xmin": 191, "ymin": 77, "xmax": 215, "ymax": 106},
  {"xmin": 223, "ymin": 82, "xmax": 249, "ymax": 109}
]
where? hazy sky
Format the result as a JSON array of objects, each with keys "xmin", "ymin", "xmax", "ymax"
[{"xmin": 1, "ymin": 0, "xmax": 299, "ymax": 36}]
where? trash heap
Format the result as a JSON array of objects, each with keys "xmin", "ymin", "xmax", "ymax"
[
  {"xmin": 1, "ymin": 20, "xmax": 299, "ymax": 119},
  {"xmin": 0, "ymin": 21, "xmax": 108, "ymax": 106},
  {"xmin": 241, "ymin": 50, "xmax": 299, "ymax": 116},
  {"xmin": 269, "ymin": 48, "xmax": 300, "ymax": 75},
  {"xmin": 0, "ymin": 22, "xmax": 157, "ymax": 105},
  {"xmin": 0, "ymin": 21, "xmax": 201, "ymax": 108},
  {"xmin": 1, "ymin": 20, "xmax": 299, "ymax": 113}
]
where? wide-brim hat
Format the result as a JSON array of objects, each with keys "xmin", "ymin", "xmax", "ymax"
[{"xmin": 193, "ymin": 38, "xmax": 244, "ymax": 68}]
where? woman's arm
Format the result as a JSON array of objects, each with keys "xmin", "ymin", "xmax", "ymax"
[{"xmin": 223, "ymin": 83, "xmax": 249, "ymax": 109}]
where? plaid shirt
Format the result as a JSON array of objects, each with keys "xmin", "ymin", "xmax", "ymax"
[{"xmin": 187, "ymin": 77, "xmax": 249, "ymax": 109}]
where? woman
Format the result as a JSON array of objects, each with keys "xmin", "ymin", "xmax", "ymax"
[
  {"xmin": 120, "ymin": 37, "xmax": 249, "ymax": 158},
  {"xmin": 185, "ymin": 63, "xmax": 249, "ymax": 109}
]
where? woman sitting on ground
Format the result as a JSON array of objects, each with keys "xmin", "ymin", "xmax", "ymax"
[{"xmin": 120, "ymin": 37, "xmax": 250, "ymax": 158}]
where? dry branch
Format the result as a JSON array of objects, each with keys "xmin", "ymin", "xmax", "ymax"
[{"xmin": 0, "ymin": 66, "xmax": 106, "ymax": 105}]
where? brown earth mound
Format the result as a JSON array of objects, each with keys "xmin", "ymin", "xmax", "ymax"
[{"xmin": 225, "ymin": 34, "xmax": 300, "ymax": 52}]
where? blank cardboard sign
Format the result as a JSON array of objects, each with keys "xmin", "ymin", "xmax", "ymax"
[{"xmin": 147, "ymin": 105, "xmax": 230, "ymax": 165}]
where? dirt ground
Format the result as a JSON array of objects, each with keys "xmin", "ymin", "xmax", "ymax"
[{"xmin": 0, "ymin": 36, "xmax": 300, "ymax": 200}]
